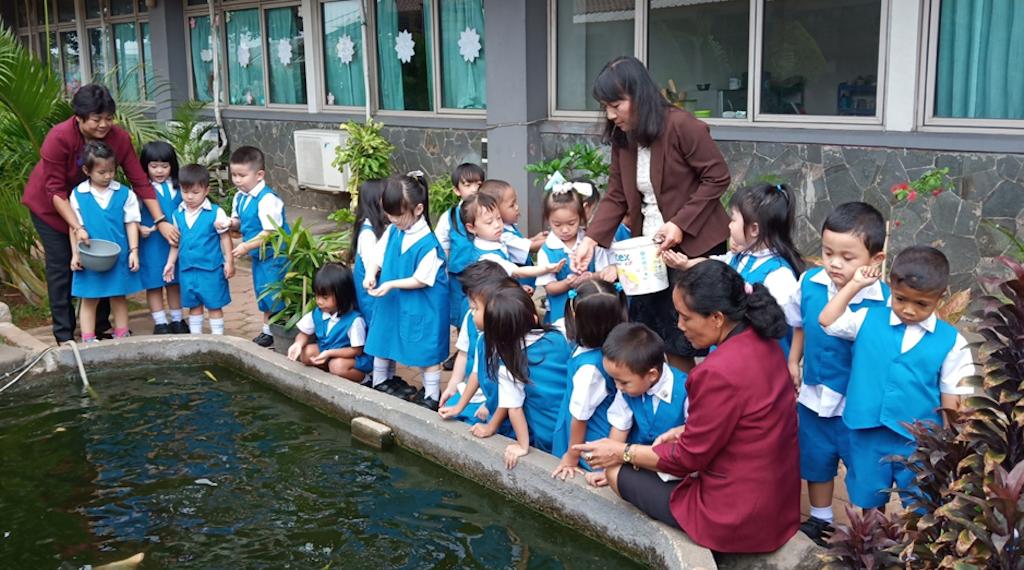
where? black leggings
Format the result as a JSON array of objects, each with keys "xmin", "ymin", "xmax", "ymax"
[{"xmin": 617, "ymin": 467, "xmax": 682, "ymax": 529}]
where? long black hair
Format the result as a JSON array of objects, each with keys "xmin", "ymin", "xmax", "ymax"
[
  {"xmin": 674, "ymin": 260, "xmax": 788, "ymax": 340},
  {"xmin": 140, "ymin": 140, "xmax": 180, "ymax": 184},
  {"xmin": 484, "ymin": 287, "xmax": 553, "ymax": 385},
  {"xmin": 348, "ymin": 179, "xmax": 389, "ymax": 263},
  {"xmin": 730, "ymin": 183, "xmax": 805, "ymax": 275},
  {"xmin": 313, "ymin": 262, "xmax": 358, "ymax": 315},
  {"xmin": 592, "ymin": 56, "xmax": 669, "ymax": 148},
  {"xmin": 382, "ymin": 172, "xmax": 430, "ymax": 220},
  {"xmin": 564, "ymin": 278, "xmax": 627, "ymax": 349}
]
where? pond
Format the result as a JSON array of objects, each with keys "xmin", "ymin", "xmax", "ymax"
[{"xmin": 0, "ymin": 365, "xmax": 643, "ymax": 569}]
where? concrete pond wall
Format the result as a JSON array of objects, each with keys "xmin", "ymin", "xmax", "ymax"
[{"xmin": 13, "ymin": 337, "xmax": 822, "ymax": 569}]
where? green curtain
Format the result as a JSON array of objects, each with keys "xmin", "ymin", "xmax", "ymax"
[
  {"xmin": 113, "ymin": 23, "xmax": 141, "ymax": 102},
  {"xmin": 376, "ymin": 0, "xmax": 404, "ymax": 109},
  {"xmin": 440, "ymin": 0, "xmax": 484, "ymax": 109},
  {"xmin": 226, "ymin": 9, "xmax": 265, "ymax": 106},
  {"xmin": 190, "ymin": 15, "xmax": 213, "ymax": 102},
  {"xmin": 266, "ymin": 7, "xmax": 306, "ymax": 104},
  {"xmin": 936, "ymin": 0, "xmax": 1024, "ymax": 120},
  {"xmin": 140, "ymin": 22, "xmax": 154, "ymax": 99},
  {"xmin": 322, "ymin": 1, "xmax": 365, "ymax": 106}
]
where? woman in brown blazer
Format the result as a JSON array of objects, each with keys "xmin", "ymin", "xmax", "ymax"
[{"xmin": 574, "ymin": 56, "xmax": 731, "ymax": 370}]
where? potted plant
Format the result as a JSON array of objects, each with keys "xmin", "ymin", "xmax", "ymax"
[
  {"xmin": 331, "ymin": 118, "xmax": 394, "ymax": 213},
  {"xmin": 525, "ymin": 143, "xmax": 610, "ymax": 191},
  {"xmin": 258, "ymin": 218, "xmax": 350, "ymax": 354}
]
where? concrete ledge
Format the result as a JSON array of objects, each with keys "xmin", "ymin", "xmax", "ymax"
[
  {"xmin": 0, "ymin": 322, "xmax": 51, "ymax": 353},
  {"xmin": 351, "ymin": 417, "xmax": 395, "ymax": 450},
  {"xmin": 25, "ymin": 336, "xmax": 820, "ymax": 569}
]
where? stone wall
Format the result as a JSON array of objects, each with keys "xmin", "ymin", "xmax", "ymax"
[
  {"xmin": 222, "ymin": 118, "xmax": 484, "ymax": 211},
  {"xmin": 541, "ymin": 133, "xmax": 1024, "ymax": 291}
]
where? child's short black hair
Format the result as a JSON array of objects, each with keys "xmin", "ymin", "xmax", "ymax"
[
  {"xmin": 565, "ymin": 278, "xmax": 627, "ymax": 349},
  {"xmin": 72, "ymin": 84, "xmax": 116, "ymax": 118},
  {"xmin": 458, "ymin": 260, "xmax": 515, "ymax": 297},
  {"xmin": 179, "ymin": 164, "xmax": 210, "ymax": 189},
  {"xmin": 452, "ymin": 162, "xmax": 485, "ymax": 187},
  {"xmin": 602, "ymin": 322, "xmax": 665, "ymax": 376},
  {"xmin": 229, "ymin": 145, "xmax": 265, "ymax": 171},
  {"xmin": 889, "ymin": 246, "xmax": 949, "ymax": 294},
  {"xmin": 313, "ymin": 262, "xmax": 357, "ymax": 315},
  {"xmin": 82, "ymin": 140, "xmax": 116, "ymax": 171},
  {"xmin": 459, "ymin": 192, "xmax": 499, "ymax": 228},
  {"xmin": 479, "ymin": 179, "xmax": 513, "ymax": 201},
  {"xmin": 822, "ymin": 202, "xmax": 886, "ymax": 256},
  {"xmin": 140, "ymin": 140, "xmax": 180, "ymax": 183}
]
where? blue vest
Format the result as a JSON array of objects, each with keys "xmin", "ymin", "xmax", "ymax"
[
  {"xmin": 729, "ymin": 253, "xmax": 796, "ymax": 354},
  {"xmin": 613, "ymin": 223, "xmax": 632, "ymax": 243},
  {"xmin": 363, "ymin": 224, "xmax": 450, "ymax": 367},
  {"xmin": 71, "ymin": 183, "xmax": 143, "ymax": 298},
  {"xmin": 353, "ymin": 222, "xmax": 378, "ymax": 324},
  {"xmin": 140, "ymin": 181, "xmax": 181, "ymax": 226},
  {"xmin": 623, "ymin": 367, "xmax": 689, "ymax": 444},
  {"xmin": 463, "ymin": 313, "xmax": 480, "ymax": 375},
  {"xmin": 800, "ymin": 268, "xmax": 891, "ymax": 395},
  {"xmin": 447, "ymin": 206, "xmax": 476, "ymax": 274},
  {"xmin": 313, "ymin": 308, "xmax": 363, "ymax": 352},
  {"xmin": 174, "ymin": 206, "xmax": 225, "ymax": 271},
  {"xmin": 551, "ymin": 348, "xmax": 617, "ymax": 464},
  {"xmin": 474, "ymin": 337, "xmax": 514, "ymax": 438},
  {"xmin": 504, "ymin": 224, "xmax": 536, "ymax": 289},
  {"xmin": 541, "ymin": 242, "xmax": 596, "ymax": 324},
  {"xmin": 516, "ymin": 330, "xmax": 572, "ymax": 454},
  {"xmin": 237, "ymin": 185, "xmax": 290, "ymax": 260},
  {"xmin": 844, "ymin": 307, "xmax": 958, "ymax": 440},
  {"xmin": 139, "ymin": 181, "xmax": 182, "ymax": 288}
]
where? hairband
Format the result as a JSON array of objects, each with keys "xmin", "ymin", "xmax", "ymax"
[
  {"xmin": 567, "ymin": 289, "xmax": 578, "ymax": 299},
  {"xmin": 744, "ymin": 282, "xmax": 753, "ymax": 295},
  {"xmin": 614, "ymin": 282, "xmax": 623, "ymax": 293},
  {"xmin": 543, "ymin": 171, "xmax": 593, "ymax": 198},
  {"xmin": 773, "ymin": 184, "xmax": 789, "ymax": 203}
]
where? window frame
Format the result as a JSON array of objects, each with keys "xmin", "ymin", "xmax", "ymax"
[
  {"xmin": 314, "ymin": 0, "xmax": 376, "ymax": 114},
  {"xmin": 15, "ymin": 0, "xmax": 83, "ymax": 95}
]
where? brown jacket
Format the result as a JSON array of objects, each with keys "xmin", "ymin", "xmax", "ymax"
[{"xmin": 588, "ymin": 107, "xmax": 731, "ymax": 256}]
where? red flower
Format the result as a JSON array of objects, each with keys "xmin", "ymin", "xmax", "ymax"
[
  {"xmin": 932, "ymin": 188, "xmax": 943, "ymax": 197},
  {"xmin": 907, "ymin": 191, "xmax": 918, "ymax": 202},
  {"xmin": 894, "ymin": 220, "xmax": 903, "ymax": 227},
  {"xmin": 891, "ymin": 183, "xmax": 909, "ymax": 194}
]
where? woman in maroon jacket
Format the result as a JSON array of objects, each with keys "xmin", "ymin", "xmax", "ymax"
[
  {"xmin": 573, "ymin": 56, "xmax": 732, "ymax": 371},
  {"xmin": 22, "ymin": 84, "xmax": 179, "ymax": 343},
  {"xmin": 575, "ymin": 260, "xmax": 800, "ymax": 553}
]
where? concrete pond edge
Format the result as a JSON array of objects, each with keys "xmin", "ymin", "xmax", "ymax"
[{"xmin": 8, "ymin": 335, "xmax": 823, "ymax": 569}]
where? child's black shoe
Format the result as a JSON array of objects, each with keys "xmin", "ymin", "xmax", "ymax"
[
  {"xmin": 373, "ymin": 377, "xmax": 417, "ymax": 400},
  {"xmin": 799, "ymin": 516, "xmax": 834, "ymax": 547},
  {"xmin": 252, "ymin": 332, "xmax": 274, "ymax": 347},
  {"xmin": 170, "ymin": 320, "xmax": 189, "ymax": 334},
  {"xmin": 153, "ymin": 323, "xmax": 171, "ymax": 335},
  {"xmin": 412, "ymin": 388, "xmax": 440, "ymax": 411}
]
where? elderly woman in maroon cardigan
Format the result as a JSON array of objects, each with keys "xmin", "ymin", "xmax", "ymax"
[
  {"xmin": 573, "ymin": 56, "xmax": 731, "ymax": 371},
  {"xmin": 576, "ymin": 260, "xmax": 800, "ymax": 553},
  {"xmin": 22, "ymin": 84, "xmax": 179, "ymax": 343}
]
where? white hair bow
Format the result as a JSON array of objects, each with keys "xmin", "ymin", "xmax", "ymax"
[{"xmin": 543, "ymin": 171, "xmax": 593, "ymax": 198}]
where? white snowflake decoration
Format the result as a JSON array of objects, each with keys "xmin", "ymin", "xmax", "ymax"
[
  {"xmin": 200, "ymin": 48, "xmax": 213, "ymax": 63},
  {"xmin": 458, "ymin": 27, "xmax": 481, "ymax": 63},
  {"xmin": 327, "ymin": 92, "xmax": 336, "ymax": 105},
  {"xmin": 336, "ymin": 34, "xmax": 355, "ymax": 65},
  {"xmin": 245, "ymin": 91, "xmax": 254, "ymax": 105},
  {"xmin": 237, "ymin": 35, "xmax": 251, "ymax": 68},
  {"xmin": 277, "ymin": 38, "xmax": 292, "ymax": 66},
  {"xmin": 395, "ymin": 29, "xmax": 415, "ymax": 64}
]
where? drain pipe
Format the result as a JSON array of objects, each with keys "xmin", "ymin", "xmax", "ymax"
[
  {"xmin": 0, "ymin": 342, "xmax": 93, "ymax": 396},
  {"xmin": 63, "ymin": 340, "xmax": 92, "ymax": 395}
]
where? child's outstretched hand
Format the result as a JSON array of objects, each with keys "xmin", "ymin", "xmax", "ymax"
[
  {"xmin": 470, "ymin": 422, "xmax": 496, "ymax": 438},
  {"xmin": 128, "ymin": 250, "xmax": 139, "ymax": 272},
  {"xmin": 544, "ymin": 259, "xmax": 567, "ymax": 275},
  {"xmin": 504, "ymin": 443, "xmax": 528, "ymax": 469},
  {"xmin": 368, "ymin": 281, "xmax": 393, "ymax": 297},
  {"xmin": 851, "ymin": 265, "xmax": 882, "ymax": 288},
  {"xmin": 139, "ymin": 225, "xmax": 154, "ymax": 238},
  {"xmin": 529, "ymin": 231, "xmax": 548, "ymax": 251},
  {"xmin": 552, "ymin": 454, "xmax": 583, "ymax": 480},
  {"xmin": 585, "ymin": 471, "xmax": 608, "ymax": 488},
  {"xmin": 287, "ymin": 342, "xmax": 303, "ymax": 361},
  {"xmin": 162, "ymin": 263, "xmax": 175, "ymax": 283},
  {"xmin": 661, "ymin": 250, "xmax": 690, "ymax": 270}
]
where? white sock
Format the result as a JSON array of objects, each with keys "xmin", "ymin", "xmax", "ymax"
[
  {"xmin": 169, "ymin": 309, "xmax": 183, "ymax": 322},
  {"xmin": 422, "ymin": 369, "xmax": 441, "ymax": 400},
  {"xmin": 388, "ymin": 360, "xmax": 396, "ymax": 378},
  {"xmin": 373, "ymin": 358, "xmax": 391, "ymax": 387},
  {"xmin": 810, "ymin": 505, "xmax": 834, "ymax": 523},
  {"xmin": 152, "ymin": 311, "xmax": 168, "ymax": 325},
  {"xmin": 262, "ymin": 323, "xmax": 271, "ymax": 335},
  {"xmin": 210, "ymin": 318, "xmax": 225, "ymax": 335},
  {"xmin": 189, "ymin": 314, "xmax": 205, "ymax": 334}
]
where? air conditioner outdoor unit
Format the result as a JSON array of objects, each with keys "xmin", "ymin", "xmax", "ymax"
[{"xmin": 294, "ymin": 129, "xmax": 350, "ymax": 192}]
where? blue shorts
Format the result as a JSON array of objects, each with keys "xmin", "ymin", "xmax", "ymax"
[
  {"xmin": 180, "ymin": 267, "xmax": 231, "ymax": 310},
  {"xmin": 846, "ymin": 427, "xmax": 917, "ymax": 509},
  {"xmin": 252, "ymin": 256, "xmax": 287, "ymax": 313},
  {"xmin": 354, "ymin": 353, "xmax": 373, "ymax": 374},
  {"xmin": 797, "ymin": 403, "xmax": 852, "ymax": 483}
]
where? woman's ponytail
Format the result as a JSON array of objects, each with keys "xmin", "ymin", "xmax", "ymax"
[
  {"xmin": 674, "ymin": 260, "xmax": 788, "ymax": 340},
  {"xmin": 744, "ymin": 282, "xmax": 788, "ymax": 340}
]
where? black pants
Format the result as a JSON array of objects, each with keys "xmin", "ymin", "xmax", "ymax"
[
  {"xmin": 32, "ymin": 214, "xmax": 110, "ymax": 342},
  {"xmin": 618, "ymin": 466, "xmax": 683, "ymax": 529}
]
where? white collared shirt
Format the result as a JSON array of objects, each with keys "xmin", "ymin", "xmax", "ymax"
[
  {"xmin": 535, "ymin": 229, "xmax": 613, "ymax": 287},
  {"xmin": 151, "ymin": 179, "xmax": 178, "ymax": 201},
  {"xmin": 177, "ymin": 198, "xmax": 230, "ymax": 231},
  {"xmin": 230, "ymin": 180, "xmax": 285, "ymax": 231},
  {"xmin": 496, "ymin": 330, "xmax": 547, "ymax": 408},
  {"xmin": 501, "ymin": 224, "xmax": 532, "ymax": 264},
  {"xmin": 70, "ymin": 180, "xmax": 141, "ymax": 225},
  {"xmin": 433, "ymin": 204, "xmax": 459, "ymax": 256},
  {"xmin": 473, "ymin": 236, "xmax": 519, "ymax": 276},
  {"xmin": 607, "ymin": 364, "xmax": 679, "ymax": 432},
  {"xmin": 296, "ymin": 309, "xmax": 367, "ymax": 347},
  {"xmin": 824, "ymin": 304, "xmax": 974, "ymax": 396},
  {"xmin": 370, "ymin": 217, "xmax": 444, "ymax": 286},
  {"xmin": 636, "ymin": 146, "xmax": 664, "ymax": 238},
  {"xmin": 712, "ymin": 249, "xmax": 799, "ymax": 309},
  {"xmin": 356, "ymin": 221, "xmax": 380, "ymax": 261},
  {"xmin": 567, "ymin": 347, "xmax": 611, "ymax": 421},
  {"xmin": 455, "ymin": 311, "xmax": 473, "ymax": 352}
]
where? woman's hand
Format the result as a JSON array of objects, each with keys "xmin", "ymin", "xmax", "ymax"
[
  {"xmin": 504, "ymin": 443, "xmax": 528, "ymax": 469},
  {"xmin": 551, "ymin": 453, "xmax": 583, "ymax": 480},
  {"xmin": 571, "ymin": 237, "xmax": 598, "ymax": 273},
  {"xmin": 157, "ymin": 220, "xmax": 180, "ymax": 247},
  {"xmin": 572, "ymin": 438, "xmax": 626, "ymax": 470},
  {"xmin": 653, "ymin": 221, "xmax": 683, "ymax": 252},
  {"xmin": 653, "ymin": 425, "xmax": 686, "ymax": 447},
  {"xmin": 661, "ymin": 250, "xmax": 690, "ymax": 270}
]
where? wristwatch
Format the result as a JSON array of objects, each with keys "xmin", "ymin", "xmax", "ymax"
[{"xmin": 623, "ymin": 443, "xmax": 638, "ymax": 469}]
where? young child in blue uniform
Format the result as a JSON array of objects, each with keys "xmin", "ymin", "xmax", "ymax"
[
  {"xmin": 287, "ymin": 263, "xmax": 373, "ymax": 383},
  {"xmin": 478, "ymin": 179, "xmax": 547, "ymax": 291},
  {"xmin": 479, "ymin": 286, "xmax": 571, "ymax": 469},
  {"xmin": 162, "ymin": 164, "xmax": 234, "ymax": 335},
  {"xmin": 536, "ymin": 180, "xmax": 614, "ymax": 330},
  {"xmin": 460, "ymin": 193, "xmax": 565, "ymax": 282},
  {"xmin": 362, "ymin": 173, "xmax": 450, "ymax": 410},
  {"xmin": 819, "ymin": 246, "xmax": 973, "ymax": 511},
  {"xmin": 438, "ymin": 262, "xmax": 519, "ymax": 425},
  {"xmin": 600, "ymin": 322, "xmax": 689, "ymax": 488},
  {"xmin": 69, "ymin": 141, "xmax": 143, "ymax": 342},
  {"xmin": 434, "ymin": 163, "xmax": 484, "ymax": 330},
  {"xmin": 138, "ymin": 140, "xmax": 185, "ymax": 334},
  {"xmin": 551, "ymin": 278, "xmax": 628, "ymax": 479},
  {"xmin": 780, "ymin": 202, "xmax": 889, "ymax": 544},
  {"xmin": 221, "ymin": 146, "xmax": 289, "ymax": 348}
]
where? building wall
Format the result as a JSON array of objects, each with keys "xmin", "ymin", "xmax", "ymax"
[{"xmin": 541, "ymin": 133, "xmax": 1024, "ymax": 292}]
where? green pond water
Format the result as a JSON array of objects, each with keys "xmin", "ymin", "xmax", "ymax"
[{"xmin": 0, "ymin": 365, "xmax": 644, "ymax": 569}]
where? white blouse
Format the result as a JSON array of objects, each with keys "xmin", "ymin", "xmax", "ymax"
[{"xmin": 636, "ymin": 146, "xmax": 664, "ymax": 238}]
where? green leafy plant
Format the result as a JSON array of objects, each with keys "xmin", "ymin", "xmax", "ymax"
[
  {"xmin": 983, "ymin": 220, "xmax": 1024, "ymax": 263},
  {"xmin": 163, "ymin": 100, "xmax": 231, "ymax": 204},
  {"xmin": 525, "ymin": 143, "xmax": 610, "ymax": 190},
  {"xmin": 889, "ymin": 167, "xmax": 951, "ymax": 231},
  {"xmin": 258, "ymin": 218, "xmax": 351, "ymax": 330},
  {"xmin": 821, "ymin": 506, "xmax": 903, "ymax": 569},
  {"xmin": 331, "ymin": 118, "xmax": 394, "ymax": 209},
  {"xmin": 428, "ymin": 177, "xmax": 458, "ymax": 227}
]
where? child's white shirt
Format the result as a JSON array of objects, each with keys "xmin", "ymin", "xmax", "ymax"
[
  {"xmin": 473, "ymin": 237, "xmax": 520, "ymax": 276},
  {"xmin": 230, "ymin": 181, "xmax": 285, "ymax": 231},
  {"xmin": 151, "ymin": 179, "xmax": 178, "ymax": 201},
  {"xmin": 824, "ymin": 305, "xmax": 974, "ymax": 396},
  {"xmin": 433, "ymin": 204, "xmax": 459, "ymax": 256},
  {"xmin": 370, "ymin": 218, "xmax": 444, "ymax": 286},
  {"xmin": 535, "ymin": 230, "xmax": 613, "ymax": 287},
  {"xmin": 455, "ymin": 311, "xmax": 473, "ymax": 352},
  {"xmin": 568, "ymin": 346, "xmax": 611, "ymax": 421},
  {"xmin": 496, "ymin": 331, "xmax": 546, "ymax": 408},
  {"xmin": 607, "ymin": 364, "xmax": 679, "ymax": 432},
  {"xmin": 356, "ymin": 223, "xmax": 379, "ymax": 261},
  {"xmin": 70, "ymin": 180, "xmax": 141, "ymax": 225},
  {"xmin": 711, "ymin": 249, "xmax": 799, "ymax": 308},
  {"xmin": 501, "ymin": 224, "xmax": 532, "ymax": 264},
  {"xmin": 295, "ymin": 310, "xmax": 367, "ymax": 347},
  {"xmin": 784, "ymin": 269, "xmax": 887, "ymax": 417},
  {"xmin": 177, "ymin": 198, "xmax": 230, "ymax": 231}
]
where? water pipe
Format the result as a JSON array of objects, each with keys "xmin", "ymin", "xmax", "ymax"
[{"xmin": 0, "ymin": 341, "xmax": 93, "ymax": 397}]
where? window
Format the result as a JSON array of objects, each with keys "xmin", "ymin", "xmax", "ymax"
[
  {"xmin": 113, "ymin": 23, "xmax": 142, "ymax": 101},
  {"xmin": 88, "ymin": 27, "xmax": 106, "ymax": 81},
  {"xmin": 266, "ymin": 6, "xmax": 307, "ymax": 105},
  {"xmin": 322, "ymin": 0, "xmax": 367, "ymax": 107},
  {"xmin": 77, "ymin": 0, "xmax": 153, "ymax": 101},
  {"xmin": 555, "ymin": 0, "xmax": 635, "ymax": 112},
  {"xmin": 188, "ymin": 15, "xmax": 215, "ymax": 102},
  {"xmin": 376, "ymin": 0, "xmax": 433, "ymax": 111},
  {"xmin": 439, "ymin": 0, "xmax": 485, "ymax": 109},
  {"xmin": 225, "ymin": 9, "xmax": 266, "ymax": 106},
  {"xmin": 61, "ymin": 30, "xmax": 82, "ymax": 95},
  {"xmin": 930, "ymin": 0, "xmax": 1024, "ymax": 122},
  {"xmin": 140, "ymin": 22, "xmax": 154, "ymax": 96}
]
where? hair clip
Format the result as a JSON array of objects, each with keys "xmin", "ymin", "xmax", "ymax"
[
  {"xmin": 613, "ymin": 282, "xmax": 623, "ymax": 293},
  {"xmin": 406, "ymin": 170, "xmax": 425, "ymax": 179},
  {"xmin": 774, "ymin": 183, "xmax": 789, "ymax": 202},
  {"xmin": 548, "ymin": 181, "xmax": 594, "ymax": 198},
  {"xmin": 543, "ymin": 171, "xmax": 567, "ymax": 192},
  {"xmin": 567, "ymin": 289, "xmax": 578, "ymax": 299},
  {"xmin": 743, "ymin": 282, "xmax": 754, "ymax": 295}
]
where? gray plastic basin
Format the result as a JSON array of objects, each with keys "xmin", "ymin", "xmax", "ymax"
[{"xmin": 78, "ymin": 239, "xmax": 121, "ymax": 272}]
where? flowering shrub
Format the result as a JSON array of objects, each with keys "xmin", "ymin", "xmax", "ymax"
[{"xmin": 889, "ymin": 167, "xmax": 951, "ymax": 229}]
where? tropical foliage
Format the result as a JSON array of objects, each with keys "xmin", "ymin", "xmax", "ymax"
[
  {"xmin": 331, "ymin": 118, "xmax": 394, "ymax": 207},
  {"xmin": 525, "ymin": 143, "xmax": 610, "ymax": 190},
  {"xmin": 428, "ymin": 177, "xmax": 458, "ymax": 228}
]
